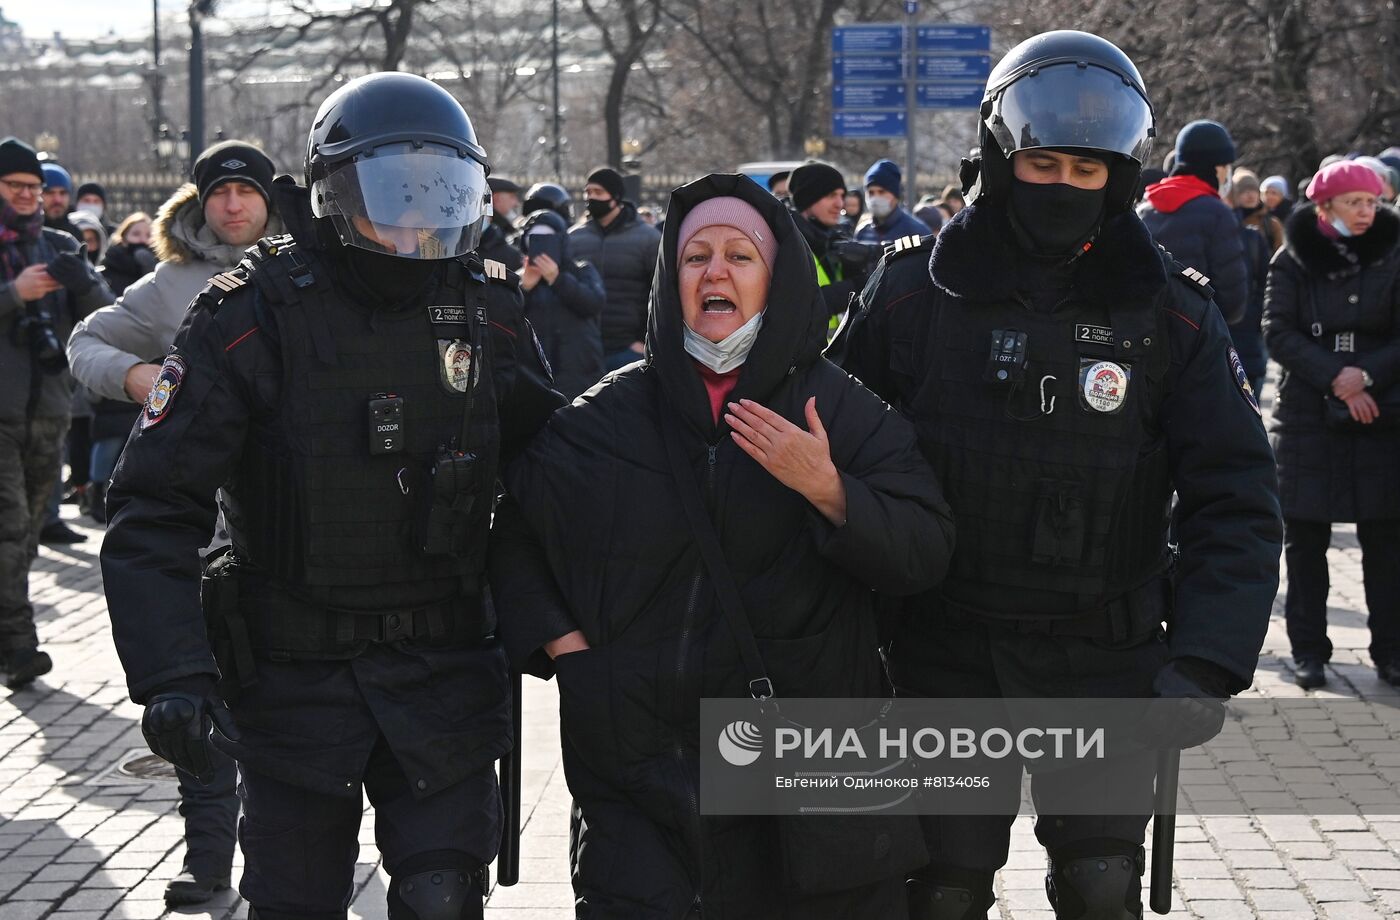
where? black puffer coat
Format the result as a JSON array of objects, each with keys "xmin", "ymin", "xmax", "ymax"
[
  {"xmin": 1263, "ymin": 204, "xmax": 1400, "ymax": 522},
  {"xmin": 491, "ymin": 173, "xmax": 954, "ymax": 918},
  {"xmin": 568, "ymin": 201, "xmax": 662, "ymax": 353},
  {"xmin": 519, "ymin": 209, "xmax": 607, "ymax": 399}
]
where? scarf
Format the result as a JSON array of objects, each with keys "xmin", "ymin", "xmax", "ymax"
[{"xmin": 0, "ymin": 200, "xmax": 44, "ymax": 282}]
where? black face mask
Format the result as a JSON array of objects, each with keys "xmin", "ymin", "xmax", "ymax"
[
  {"xmin": 1007, "ymin": 178, "xmax": 1107, "ymax": 258},
  {"xmin": 586, "ymin": 197, "xmax": 615, "ymax": 221}
]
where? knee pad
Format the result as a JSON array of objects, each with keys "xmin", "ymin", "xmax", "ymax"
[
  {"xmin": 908, "ymin": 865, "xmax": 996, "ymax": 920},
  {"xmin": 1045, "ymin": 844, "xmax": 1144, "ymax": 920},
  {"xmin": 388, "ymin": 865, "xmax": 486, "ymax": 920}
]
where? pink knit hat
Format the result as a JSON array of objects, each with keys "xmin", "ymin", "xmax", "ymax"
[
  {"xmin": 1306, "ymin": 161, "xmax": 1384, "ymax": 204},
  {"xmin": 677, "ymin": 196, "xmax": 778, "ymax": 274}
]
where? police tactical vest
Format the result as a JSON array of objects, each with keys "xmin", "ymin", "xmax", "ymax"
[
  {"xmin": 913, "ymin": 290, "xmax": 1174, "ymax": 620},
  {"xmin": 225, "ymin": 239, "xmax": 500, "ymax": 596}
]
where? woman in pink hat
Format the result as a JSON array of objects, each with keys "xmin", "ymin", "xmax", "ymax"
[{"xmin": 1263, "ymin": 160, "xmax": 1400, "ymax": 690}]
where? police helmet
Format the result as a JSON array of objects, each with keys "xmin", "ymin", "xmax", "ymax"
[
  {"xmin": 971, "ymin": 30, "xmax": 1155, "ymax": 213},
  {"xmin": 306, "ymin": 72, "xmax": 491, "ymax": 260},
  {"xmin": 521, "ymin": 182, "xmax": 573, "ymax": 223}
]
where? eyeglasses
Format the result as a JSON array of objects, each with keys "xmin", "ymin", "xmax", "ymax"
[{"xmin": 1, "ymin": 179, "xmax": 43, "ymax": 195}]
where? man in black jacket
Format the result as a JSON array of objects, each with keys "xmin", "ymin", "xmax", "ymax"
[
  {"xmin": 100, "ymin": 74, "xmax": 562, "ymax": 919},
  {"xmin": 836, "ymin": 32, "xmax": 1282, "ymax": 919},
  {"xmin": 787, "ymin": 160, "xmax": 875, "ymax": 320},
  {"xmin": 0, "ymin": 137, "xmax": 112, "ymax": 689},
  {"xmin": 569, "ymin": 166, "xmax": 661, "ymax": 372}
]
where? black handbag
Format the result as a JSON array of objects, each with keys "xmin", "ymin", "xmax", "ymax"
[{"xmin": 658, "ymin": 403, "xmax": 928, "ymax": 894}]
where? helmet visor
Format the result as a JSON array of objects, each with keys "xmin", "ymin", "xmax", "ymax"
[
  {"xmin": 312, "ymin": 142, "xmax": 490, "ymax": 260},
  {"xmin": 987, "ymin": 63, "xmax": 1154, "ymax": 165}
]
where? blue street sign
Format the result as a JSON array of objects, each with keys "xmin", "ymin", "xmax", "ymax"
[
  {"xmin": 833, "ymin": 111, "xmax": 907, "ymax": 139},
  {"xmin": 916, "ymin": 52, "xmax": 992, "ymax": 81},
  {"xmin": 904, "ymin": 0, "xmax": 919, "ymax": 13},
  {"xmin": 831, "ymin": 24, "xmax": 905, "ymax": 55},
  {"xmin": 833, "ymin": 82, "xmax": 907, "ymax": 109},
  {"xmin": 832, "ymin": 54, "xmax": 905, "ymax": 82},
  {"xmin": 916, "ymin": 82, "xmax": 984, "ymax": 109},
  {"xmin": 916, "ymin": 25, "xmax": 991, "ymax": 51}
]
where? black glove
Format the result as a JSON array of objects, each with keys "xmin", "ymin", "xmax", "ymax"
[
  {"xmin": 46, "ymin": 252, "xmax": 96, "ymax": 294},
  {"xmin": 1137, "ymin": 658, "xmax": 1232, "ymax": 750},
  {"xmin": 141, "ymin": 690, "xmax": 241, "ymax": 784}
]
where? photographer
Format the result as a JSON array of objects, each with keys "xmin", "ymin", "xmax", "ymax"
[
  {"xmin": 786, "ymin": 160, "xmax": 879, "ymax": 322},
  {"xmin": 0, "ymin": 137, "xmax": 111, "ymax": 689}
]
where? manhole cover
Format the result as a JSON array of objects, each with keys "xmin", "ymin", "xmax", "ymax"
[{"xmin": 117, "ymin": 753, "xmax": 179, "ymax": 780}]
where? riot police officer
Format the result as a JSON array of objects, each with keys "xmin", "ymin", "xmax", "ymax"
[
  {"xmin": 101, "ymin": 73, "xmax": 562, "ymax": 920},
  {"xmin": 834, "ymin": 31, "xmax": 1282, "ymax": 919}
]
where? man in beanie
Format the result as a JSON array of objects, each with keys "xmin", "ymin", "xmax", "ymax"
[
  {"xmin": 1229, "ymin": 168, "xmax": 1283, "ymax": 398},
  {"xmin": 0, "ymin": 137, "xmax": 111, "ymax": 689},
  {"xmin": 855, "ymin": 158, "xmax": 930, "ymax": 245},
  {"xmin": 570, "ymin": 165, "xmax": 661, "ymax": 372},
  {"xmin": 74, "ymin": 181, "xmax": 116, "ymax": 236},
  {"xmin": 1262, "ymin": 174, "xmax": 1294, "ymax": 221},
  {"xmin": 66, "ymin": 138, "xmax": 278, "ymax": 906},
  {"xmin": 1138, "ymin": 119, "xmax": 1249, "ymax": 324},
  {"xmin": 40, "ymin": 162, "xmax": 83, "ymax": 243},
  {"xmin": 787, "ymin": 159, "xmax": 868, "ymax": 318}
]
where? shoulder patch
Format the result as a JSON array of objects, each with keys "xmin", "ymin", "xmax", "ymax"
[
  {"xmin": 1227, "ymin": 345, "xmax": 1261, "ymax": 415},
  {"xmin": 139, "ymin": 354, "xmax": 187, "ymax": 430},
  {"xmin": 883, "ymin": 234, "xmax": 931, "ymax": 261},
  {"xmin": 208, "ymin": 269, "xmax": 247, "ymax": 294},
  {"xmin": 483, "ymin": 259, "xmax": 510, "ymax": 282}
]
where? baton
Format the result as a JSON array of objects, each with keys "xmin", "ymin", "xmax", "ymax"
[
  {"xmin": 497, "ymin": 670, "xmax": 524, "ymax": 886},
  {"xmin": 1150, "ymin": 747, "xmax": 1180, "ymax": 914}
]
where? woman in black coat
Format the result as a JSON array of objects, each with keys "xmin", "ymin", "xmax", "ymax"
[
  {"xmin": 518, "ymin": 209, "xmax": 607, "ymax": 399},
  {"xmin": 490, "ymin": 174, "xmax": 955, "ymax": 918},
  {"xmin": 1263, "ymin": 161, "xmax": 1400, "ymax": 690}
]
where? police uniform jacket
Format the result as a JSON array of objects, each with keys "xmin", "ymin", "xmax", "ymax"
[
  {"xmin": 1263, "ymin": 203, "xmax": 1400, "ymax": 522},
  {"xmin": 101, "ymin": 179, "xmax": 563, "ymax": 796},
  {"xmin": 490, "ymin": 173, "xmax": 954, "ymax": 912},
  {"xmin": 838, "ymin": 202, "xmax": 1282, "ymax": 692}
]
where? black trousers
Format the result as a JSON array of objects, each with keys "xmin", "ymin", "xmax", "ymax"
[
  {"xmin": 890, "ymin": 615, "xmax": 1167, "ymax": 875},
  {"xmin": 1284, "ymin": 517, "xmax": 1400, "ymax": 667},
  {"xmin": 238, "ymin": 738, "xmax": 500, "ymax": 920},
  {"xmin": 175, "ymin": 750, "xmax": 239, "ymax": 878}
]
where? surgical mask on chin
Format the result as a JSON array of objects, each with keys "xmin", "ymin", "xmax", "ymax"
[
  {"xmin": 683, "ymin": 310, "xmax": 764, "ymax": 374},
  {"xmin": 1330, "ymin": 216, "xmax": 1356, "ymax": 238},
  {"xmin": 866, "ymin": 194, "xmax": 895, "ymax": 220}
]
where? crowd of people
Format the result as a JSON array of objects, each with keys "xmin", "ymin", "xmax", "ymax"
[{"xmin": 0, "ymin": 25, "xmax": 1397, "ymax": 919}]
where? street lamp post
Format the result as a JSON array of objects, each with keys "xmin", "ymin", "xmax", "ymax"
[{"xmin": 188, "ymin": 0, "xmax": 215, "ymax": 170}]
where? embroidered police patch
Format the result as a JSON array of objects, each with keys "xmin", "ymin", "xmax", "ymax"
[
  {"xmin": 1080, "ymin": 359, "xmax": 1130, "ymax": 414},
  {"xmin": 1228, "ymin": 345, "xmax": 1261, "ymax": 415},
  {"xmin": 439, "ymin": 339, "xmax": 473, "ymax": 393},
  {"xmin": 140, "ymin": 354, "xmax": 187, "ymax": 430}
]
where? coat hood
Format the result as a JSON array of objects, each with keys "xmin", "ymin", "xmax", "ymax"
[
  {"xmin": 152, "ymin": 182, "xmax": 282, "ymax": 267},
  {"xmin": 929, "ymin": 199, "xmax": 1168, "ymax": 310},
  {"xmin": 646, "ymin": 173, "xmax": 830, "ymax": 437},
  {"xmin": 1143, "ymin": 175, "xmax": 1219, "ymax": 214},
  {"xmin": 1283, "ymin": 202, "xmax": 1400, "ymax": 279}
]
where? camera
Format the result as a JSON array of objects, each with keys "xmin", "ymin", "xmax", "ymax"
[{"xmin": 15, "ymin": 306, "xmax": 67, "ymax": 375}]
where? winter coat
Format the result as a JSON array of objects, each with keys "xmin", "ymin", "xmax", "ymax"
[
  {"xmin": 99, "ymin": 242, "xmax": 157, "ymax": 297},
  {"xmin": 1263, "ymin": 204, "xmax": 1400, "ymax": 522},
  {"xmin": 790, "ymin": 207, "xmax": 862, "ymax": 317},
  {"xmin": 490, "ymin": 173, "xmax": 954, "ymax": 916},
  {"xmin": 1139, "ymin": 176, "xmax": 1250, "ymax": 324},
  {"xmin": 854, "ymin": 205, "xmax": 931, "ymax": 245},
  {"xmin": 1239, "ymin": 204, "xmax": 1284, "ymax": 254},
  {"xmin": 68, "ymin": 183, "xmax": 281, "ymax": 404},
  {"xmin": 1231, "ymin": 221, "xmax": 1272, "ymax": 381},
  {"xmin": 0, "ymin": 226, "xmax": 113, "ymax": 422},
  {"xmin": 518, "ymin": 210, "xmax": 606, "ymax": 400},
  {"xmin": 477, "ymin": 220, "xmax": 523, "ymax": 273},
  {"xmin": 568, "ymin": 201, "xmax": 661, "ymax": 352}
]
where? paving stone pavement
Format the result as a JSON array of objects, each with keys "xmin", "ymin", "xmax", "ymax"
[{"xmin": 5, "ymin": 389, "xmax": 1400, "ymax": 918}]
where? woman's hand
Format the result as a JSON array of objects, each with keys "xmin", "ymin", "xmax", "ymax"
[
  {"xmin": 725, "ymin": 397, "xmax": 847, "ymax": 526},
  {"xmin": 1332, "ymin": 366, "xmax": 1368, "ymax": 400},
  {"xmin": 1344, "ymin": 391, "xmax": 1380, "ymax": 424},
  {"xmin": 545, "ymin": 630, "xmax": 590, "ymax": 660}
]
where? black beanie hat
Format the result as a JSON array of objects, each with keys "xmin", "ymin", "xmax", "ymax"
[
  {"xmin": 586, "ymin": 166, "xmax": 626, "ymax": 202},
  {"xmin": 192, "ymin": 140, "xmax": 275, "ymax": 205},
  {"xmin": 0, "ymin": 137, "xmax": 43, "ymax": 182},
  {"xmin": 76, "ymin": 181, "xmax": 107, "ymax": 203},
  {"xmin": 789, "ymin": 160, "xmax": 846, "ymax": 212},
  {"xmin": 1174, "ymin": 120, "xmax": 1236, "ymax": 169}
]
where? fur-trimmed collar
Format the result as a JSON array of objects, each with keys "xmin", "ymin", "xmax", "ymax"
[
  {"xmin": 1283, "ymin": 203, "xmax": 1400, "ymax": 279},
  {"xmin": 153, "ymin": 182, "xmax": 282, "ymax": 267},
  {"xmin": 929, "ymin": 202, "xmax": 1168, "ymax": 308}
]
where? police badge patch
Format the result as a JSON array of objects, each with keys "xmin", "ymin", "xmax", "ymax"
[
  {"xmin": 439, "ymin": 339, "xmax": 473, "ymax": 394},
  {"xmin": 140, "ymin": 354, "xmax": 187, "ymax": 430},
  {"xmin": 1079, "ymin": 359, "xmax": 1130, "ymax": 414},
  {"xmin": 1228, "ymin": 345, "xmax": 1261, "ymax": 415}
]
